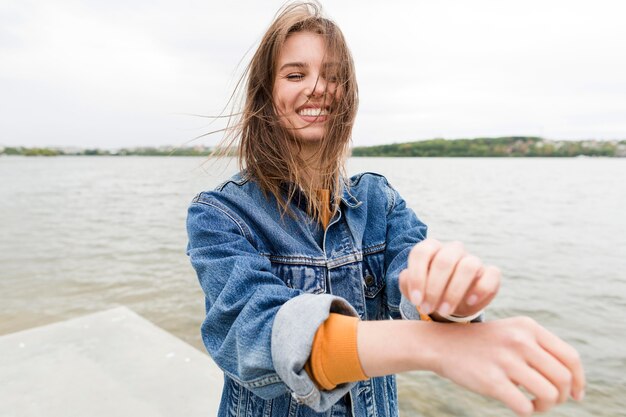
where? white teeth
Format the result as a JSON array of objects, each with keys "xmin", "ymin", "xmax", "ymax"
[{"xmin": 298, "ymin": 108, "xmax": 328, "ymax": 117}]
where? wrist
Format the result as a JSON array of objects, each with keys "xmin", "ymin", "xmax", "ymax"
[
  {"xmin": 438, "ymin": 309, "xmax": 484, "ymax": 323},
  {"xmin": 406, "ymin": 321, "xmax": 445, "ymax": 375},
  {"xmin": 418, "ymin": 321, "xmax": 470, "ymax": 377}
]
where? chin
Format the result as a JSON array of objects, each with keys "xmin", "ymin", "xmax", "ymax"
[{"xmin": 297, "ymin": 129, "xmax": 326, "ymax": 142}]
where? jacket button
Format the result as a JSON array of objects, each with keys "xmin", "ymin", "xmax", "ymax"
[{"xmin": 364, "ymin": 274, "xmax": 375, "ymax": 286}]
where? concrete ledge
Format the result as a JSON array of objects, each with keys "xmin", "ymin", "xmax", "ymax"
[{"xmin": 0, "ymin": 306, "xmax": 223, "ymax": 417}]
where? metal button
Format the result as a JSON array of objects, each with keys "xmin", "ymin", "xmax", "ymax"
[{"xmin": 364, "ymin": 274, "xmax": 375, "ymax": 286}]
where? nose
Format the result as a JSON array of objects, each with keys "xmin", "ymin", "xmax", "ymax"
[{"xmin": 307, "ymin": 76, "xmax": 327, "ymax": 97}]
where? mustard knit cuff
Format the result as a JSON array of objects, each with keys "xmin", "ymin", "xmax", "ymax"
[{"xmin": 305, "ymin": 313, "xmax": 367, "ymax": 390}]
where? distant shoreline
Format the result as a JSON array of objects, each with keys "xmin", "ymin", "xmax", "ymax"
[{"xmin": 2, "ymin": 137, "xmax": 625, "ymax": 157}]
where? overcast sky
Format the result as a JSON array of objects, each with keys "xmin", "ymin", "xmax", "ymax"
[{"xmin": 1, "ymin": 0, "xmax": 625, "ymax": 148}]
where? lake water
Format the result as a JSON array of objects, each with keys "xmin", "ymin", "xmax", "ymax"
[{"xmin": 1, "ymin": 156, "xmax": 624, "ymax": 417}]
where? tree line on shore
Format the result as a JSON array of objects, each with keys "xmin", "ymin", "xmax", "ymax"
[
  {"xmin": 351, "ymin": 137, "xmax": 626, "ymax": 157},
  {"xmin": 2, "ymin": 137, "xmax": 625, "ymax": 157}
]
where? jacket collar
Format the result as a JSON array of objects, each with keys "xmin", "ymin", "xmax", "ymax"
[
  {"xmin": 339, "ymin": 177, "xmax": 362, "ymax": 208},
  {"xmin": 277, "ymin": 176, "xmax": 362, "ymax": 210}
]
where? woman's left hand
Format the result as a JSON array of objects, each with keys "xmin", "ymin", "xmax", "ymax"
[{"xmin": 398, "ymin": 238, "xmax": 501, "ymax": 318}]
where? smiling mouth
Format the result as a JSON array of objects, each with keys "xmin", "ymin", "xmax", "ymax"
[{"xmin": 297, "ymin": 107, "xmax": 329, "ymax": 117}]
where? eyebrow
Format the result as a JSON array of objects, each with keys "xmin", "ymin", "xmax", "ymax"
[{"xmin": 278, "ymin": 62, "xmax": 308, "ymax": 72}]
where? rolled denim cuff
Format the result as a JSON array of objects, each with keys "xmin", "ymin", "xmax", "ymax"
[
  {"xmin": 399, "ymin": 294, "xmax": 422, "ymax": 320},
  {"xmin": 400, "ymin": 294, "xmax": 485, "ymax": 322},
  {"xmin": 271, "ymin": 293, "xmax": 359, "ymax": 412}
]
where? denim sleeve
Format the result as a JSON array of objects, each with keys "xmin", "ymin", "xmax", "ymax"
[
  {"xmin": 379, "ymin": 179, "xmax": 429, "ymax": 319},
  {"xmin": 186, "ymin": 198, "xmax": 357, "ymax": 411}
]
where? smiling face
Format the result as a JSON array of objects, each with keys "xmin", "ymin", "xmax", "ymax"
[{"xmin": 272, "ymin": 31, "xmax": 340, "ymax": 143}]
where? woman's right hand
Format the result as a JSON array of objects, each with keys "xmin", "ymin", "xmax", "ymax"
[{"xmin": 427, "ymin": 317, "xmax": 585, "ymax": 416}]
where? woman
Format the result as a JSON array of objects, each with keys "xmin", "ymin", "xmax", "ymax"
[{"xmin": 186, "ymin": 2, "xmax": 585, "ymax": 416}]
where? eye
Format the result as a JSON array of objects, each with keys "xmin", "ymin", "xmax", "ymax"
[
  {"xmin": 323, "ymin": 72, "xmax": 339, "ymax": 83},
  {"xmin": 286, "ymin": 73, "xmax": 304, "ymax": 81}
]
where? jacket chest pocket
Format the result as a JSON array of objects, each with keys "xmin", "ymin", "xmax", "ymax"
[
  {"xmin": 270, "ymin": 262, "xmax": 326, "ymax": 294},
  {"xmin": 362, "ymin": 250, "xmax": 386, "ymax": 298}
]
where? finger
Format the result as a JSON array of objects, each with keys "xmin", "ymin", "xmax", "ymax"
[
  {"xmin": 406, "ymin": 239, "xmax": 442, "ymax": 306},
  {"xmin": 509, "ymin": 360, "xmax": 560, "ymax": 413},
  {"xmin": 398, "ymin": 269, "xmax": 410, "ymax": 299},
  {"xmin": 439, "ymin": 254, "xmax": 482, "ymax": 316},
  {"xmin": 488, "ymin": 374, "xmax": 534, "ymax": 417},
  {"xmin": 536, "ymin": 325, "xmax": 586, "ymax": 400},
  {"xmin": 423, "ymin": 241, "xmax": 465, "ymax": 314},
  {"xmin": 526, "ymin": 344, "xmax": 573, "ymax": 404},
  {"xmin": 462, "ymin": 265, "xmax": 501, "ymax": 313}
]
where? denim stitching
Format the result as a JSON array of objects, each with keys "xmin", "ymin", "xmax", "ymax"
[
  {"xmin": 363, "ymin": 242, "xmax": 386, "ymax": 255},
  {"xmin": 259, "ymin": 243, "xmax": 386, "ymax": 267},
  {"xmin": 221, "ymin": 366, "xmax": 284, "ymax": 390},
  {"xmin": 260, "ymin": 254, "xmax": 327, "ymax": 266},
  {"xmin": 216, "ymin": 176, "xmax": 250, "ymax": 191},
  {"xmin": 383, "ymin": 178, "xmax": 397, "ymax": 216},
  {"xmin": 193, "ymin": 197, "xmax": 254, "ymax": 242}
]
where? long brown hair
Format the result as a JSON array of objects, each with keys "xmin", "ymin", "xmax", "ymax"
[{"xmin": 212, "ymin": 1, "xmax": 359, "ymax": 224}]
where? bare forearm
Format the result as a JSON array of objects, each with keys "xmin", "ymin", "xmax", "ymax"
[
  {"xmin": 356, "ymin": 317, "xmax": 585, "ymax": 417},
  {"xmin": 356, "ymin": 319, "xmax": 443, "ymax": 377}
]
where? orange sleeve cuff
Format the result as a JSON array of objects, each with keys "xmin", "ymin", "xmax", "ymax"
[
  {"xmin": 304, "ymin": 313, "xmax": 368, "ymax": 391},
  {"xmin": 416, "ymin": 306, "xmax": 432, "ymax": 321}
]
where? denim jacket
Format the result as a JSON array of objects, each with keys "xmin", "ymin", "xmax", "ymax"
[{"xmin": 186, "ymin": 172, "xmax": 429, "ymax": 417}]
